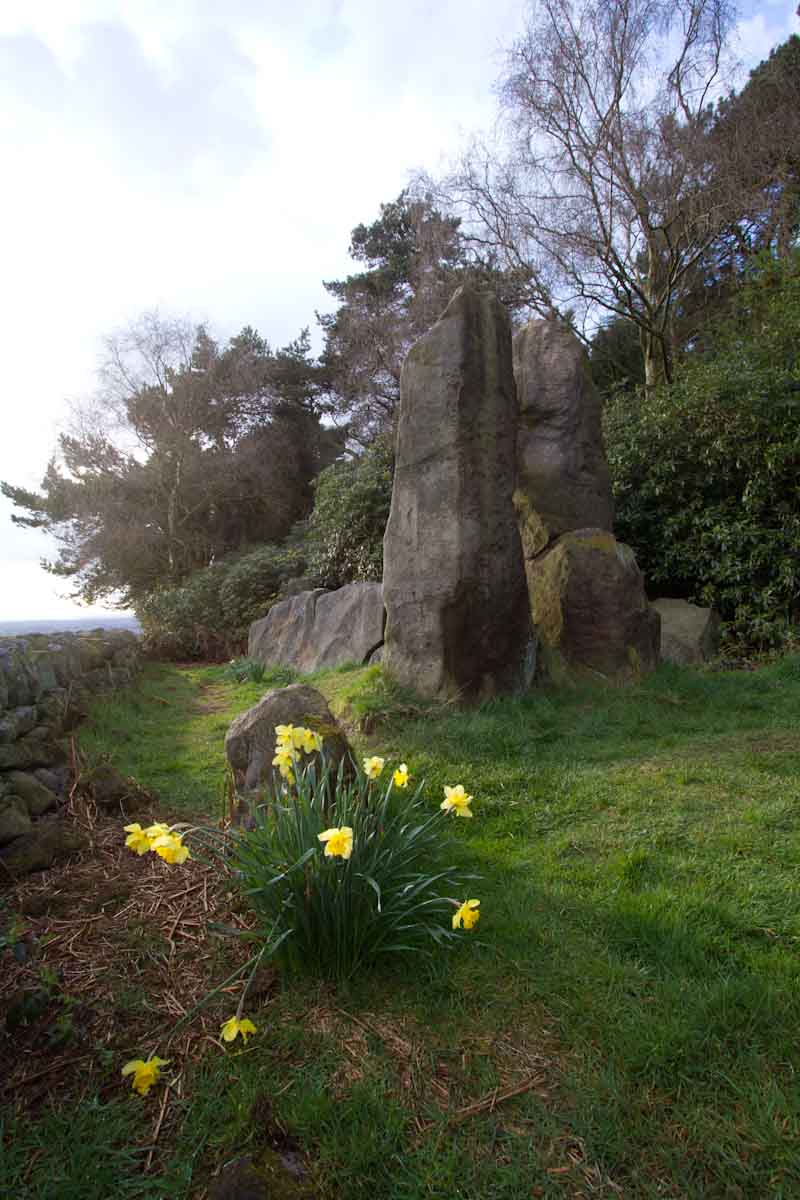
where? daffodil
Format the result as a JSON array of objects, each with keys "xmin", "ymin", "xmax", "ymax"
[
  {"xmin": 150, "ymin": 832, "xmax": 190, "ymax": 864},
  {"xmin": 272, "ymin": 746, "xmax": 296, "ymax": 768},
  {"xmin": 121, "ymin": 1056, "xmax": 170, "ymax": 1096},
  {"xmin": 392, "ymin": 763, "xmax": 410, "ymax": 789},
  {"xmin": 220, "ymin": 1015, "xmax": 258, "ymax": 1044},
  {"xmin": 318, "ymin": 826, "xmax": 354, "ymax": 859},
  {"xmin": 441, "ymin": 784, "xmax": 474, "ymax": 818},
  {"xmin": 272, "ymin": 747, "xmax": 297, "ymax": 782},
  {"xmin": 144, "ymin": 822, "xmax": 170, "ymax": 842},
  {"xmin": 275, "ymin": 724, "xmax": 295, "ymax": 746},
  {"xmin": 363, "ymin": 755, "xmax": 385, "ymax": 780},
  {"xmin": 124, "ymin": 822, "xmax": 152, "ymax": 855},
  {"xmin": 452, "ymin": 899, "xmax": 480, "ymax": 931},
  {"xmin": 301, "ymin": 727, "xmax": 323, "ymax": 754}
]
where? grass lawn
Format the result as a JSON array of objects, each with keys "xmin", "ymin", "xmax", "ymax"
[{"xmin": 2, "ymin": 655, "xmax": 799, "ymax": 1198}]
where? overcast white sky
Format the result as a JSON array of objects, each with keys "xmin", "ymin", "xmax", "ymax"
[{"xmin": 0, "ymin": 0, "xmax": 797, "ymax": 620}]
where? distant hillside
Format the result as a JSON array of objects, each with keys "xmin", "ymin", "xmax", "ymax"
[{"xmin": 0, "ymin": 616, "xmax": 141, "ymax": 636}]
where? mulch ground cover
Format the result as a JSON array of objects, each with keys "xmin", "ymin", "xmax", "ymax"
[{"xmin": 0, "ymin": 788, "xmax": 260, "ymax": 1190}]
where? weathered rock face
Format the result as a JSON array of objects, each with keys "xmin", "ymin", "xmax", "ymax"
[
  {"xmin": 513, "ymin": 319, "xmax": 613, "ymax": 560},
  {"xmin": 529, "ymin": 530, "xmax": 660, "ymax": 682},
  {"xmin": 248, "ymin": 583, "xmax": 385, "ymax": 674},
  {"xmin": 382, "ymin": 285, "xmax": 533, "ymax": 699},
  {"xmin": 225, "ymin": 684, "xmax": 354, "ymax": 795},
  {"xmin": 0, "ymin": 629, "xmax": 141, "ymax": 877},
  {"xmin": 652, "ymin": 598, "xmax": 721, "ymax": 665}
]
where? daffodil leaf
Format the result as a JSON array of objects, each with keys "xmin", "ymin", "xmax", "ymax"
[{"xmin": 357, "ymin": 873, "xmax": 382, "ymax": 912}]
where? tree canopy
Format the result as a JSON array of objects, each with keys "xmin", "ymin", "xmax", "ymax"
[{"xmin": 2, "ymin": 316, "xmax": 341, "ymax": 606}]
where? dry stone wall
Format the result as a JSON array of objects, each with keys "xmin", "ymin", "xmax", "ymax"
[{"xmin": 0, "ymin": 629, "xmax": 140, "ymax": 876}]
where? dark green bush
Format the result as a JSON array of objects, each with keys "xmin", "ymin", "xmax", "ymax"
[
  {"xmin": 136, "ymin": 544, "xmax": 305, "ymax": 661},
  {"xmin": 302, "ymin": 436, "xmax": 393, "ymax": 589},
  {"xmin": 606, "ymin": 252, "xmax": 800, "ymax": 648}
]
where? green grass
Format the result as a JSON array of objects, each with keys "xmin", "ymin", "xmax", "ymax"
[{"xmin": 6, "ymin": 656, "xmax": 800, "ymax": 1197}]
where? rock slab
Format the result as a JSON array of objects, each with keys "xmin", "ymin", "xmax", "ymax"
[
  {"xmin": 248, "ymin": 583, "xmax": 385, "ymax": 674},
  {"xmin": 652, "ymin": 598, "xmax": 721, "ymax": 665},
  {"xmin": 383, "ymin": 284, "xmax": 533, "ymax": 699},
  {"xmin": 513, "ymin": 318, "xmax": 613, "ymax": 561},
  {"xmin": 529, "ymin": 530, "xmax": 660, "ymax": 682}
]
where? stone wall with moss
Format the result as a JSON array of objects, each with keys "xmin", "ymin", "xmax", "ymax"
[{"xmin": 0, "ymin": 629, "xmax": 140, "ymax": 877}]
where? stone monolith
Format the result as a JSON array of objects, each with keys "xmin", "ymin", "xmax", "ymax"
[{"xmin": 382, "ymin": 285, "xmax": 533, "ymax": 699}]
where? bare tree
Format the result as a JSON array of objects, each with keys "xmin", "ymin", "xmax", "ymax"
[{"xmin": 441, "ymin": 0, "xmax": 742, "ymax": 388}]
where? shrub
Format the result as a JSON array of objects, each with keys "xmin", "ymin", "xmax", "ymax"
[
  {"xmin": 606, "ymin": 251, "xmax": 800, "ymax": 649},
  {"xmin": 136, "ymin": 543, "xmax": 305, "ymax": 661},
  {"xmin": 302, "ymin": 435, "xmax": 393, "ymax": 590}
]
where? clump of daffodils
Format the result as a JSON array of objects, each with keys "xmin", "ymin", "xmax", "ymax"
[
  {"xmin": 272, "ymin": 723, "xmax": 323, "ymax": 785},
  {"xmin": 124, "ymin": 822, "xmax": 190, "ymax": 864},
  {"xmin": 119, "ymin": 739, "xmax": 483, "ymax": 1095}
]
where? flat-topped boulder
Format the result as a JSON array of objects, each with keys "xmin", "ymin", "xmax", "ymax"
[
  {"xmin": 529, "ymin": 529, "xmax": 660, "ymax": 682},
  {"xmin": 248, "ymin": 582, "xmax": 384, "ymax": 674},
  {"xmin": 382, "ymin": 284, "xmax": 533, "ymax": 699}
]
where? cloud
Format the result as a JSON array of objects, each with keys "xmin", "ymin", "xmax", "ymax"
[{"xmin": 0, "ymin": 19, "xmax": 269, "ymax": 180}]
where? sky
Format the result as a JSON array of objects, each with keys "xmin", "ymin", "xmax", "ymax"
[{"xmin": 0, "ymin": 0, "xmax": 797, "ymax": 620}]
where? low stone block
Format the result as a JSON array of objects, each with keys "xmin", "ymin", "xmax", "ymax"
[
  {"xmin": 249, "ymin": 583, "xmax": 385, "ymax": 674},
  {"xmin": 529, "ymin": 529, "xmax": 661, "ymax": 682},
  {"xmin": 225, "ymin": 684, "xmax": 353, "ymax": 796},
  {"xmin": 652, "ymin": 598, "xmax": 721, "ymax": 665}
]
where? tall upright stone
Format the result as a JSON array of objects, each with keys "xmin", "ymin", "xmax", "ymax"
[
  {"xmin": 383, "ymin": 285, "xmax": 533, "ymax": 699},
  {"xmin": 513, "ymin": 318, "xmax": 613, "ymax": 560}
]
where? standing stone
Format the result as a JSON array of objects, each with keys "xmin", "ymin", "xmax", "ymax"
[
  {"xmin": 513, "ymin": 318, "xmax": 613, "ymax": 562},
  {"xmin": 383, "ymin": 285, "xmax": 533, "ymax": 699}
]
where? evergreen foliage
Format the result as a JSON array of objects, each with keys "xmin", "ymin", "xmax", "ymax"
[
  {"xmin": 606, "ymin": 252, "xmax": 800, "ymax": 647},
  {"xmin": 136, "ymin": 543, "xmax": 305, "ymax": 660},
  {"xmin": 302, "ymin": 436, "xmax": 394, "ymax": 590}
]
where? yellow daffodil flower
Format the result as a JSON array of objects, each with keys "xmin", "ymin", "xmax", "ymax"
[
  {"xmin": 275, "ymin": 723, "xmax": 294, "ymax": 744},
  {"xmin": 121, "ymin": 1055, "xmax": 170, "ymax": 1096},
  {"xmin": 150, "ymin": 833, "xmax": 190, "ymax": 865},
  {"xmin": 272, "ymin": 747, "xmax": 297, "ymax": 782},
  {"xmin": 318, "ymin": 826, "xmax": 354, "ymax": 859},
  {"xmin": 144, "ymin": 822, "xmax": 170, "ymax": 842},
  {"xmin": 363, "ymin": 755, "xmax": 385, "ymax": 780},
  {"xmin": 452, "ymin": 899, "xmax": 480, "ymax": 931},
  {"xmin": 301, "ymin": 727, "xmax": 323, "ymax": 754},
  {"xmin": 220, "ymin": 1016, "xmax": 258, "ymax": 1044},
  {"xmin": 441, "ymin": 784, "xmax": 474, "ymax": 818},
  {"xmin": 124, "ymin": 822, "xmax": 152, "ymax": 855},
  {"xmin": 392, "ymin": 763, "xmax": 410, "ymax": 789}
]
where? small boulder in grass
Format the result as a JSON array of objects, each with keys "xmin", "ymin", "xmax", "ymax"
[{"xmin": 225, "ymin": 684, "xmax": 354, "ymax": 797}]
